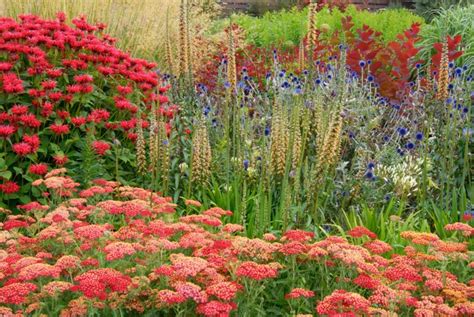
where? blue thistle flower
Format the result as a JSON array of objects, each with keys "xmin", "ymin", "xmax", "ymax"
[
  {"xmin": 264, "ymin": 126, "xmax": 270, "ymax": 136},
  {"xmin": 415, "ymin": 132, "xmax": 423, "ymax": 140},
  {"xmin": 365, "ymin": 171, "xmax": 375, "ymax": 180},
  {"xmin": 398, "ymin": 127, "xmax": 408, "ymax": 136}
]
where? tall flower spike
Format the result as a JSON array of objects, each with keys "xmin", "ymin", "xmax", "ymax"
[
  {"xmin": 165, "ymin": 8, "xmax": 174, "ymax": 75},
  {"xmin": 185, "ymin": 0, "xmax": 193, "ymax": 80},
  {"xmin": 306, "ymin": 2, "xmax": 318, "ymax": 54},
  {"xmin": 148, "ymin": 109, "xmax": 158, "ymax": 172},
  {"xmin": 191, "ymin": 122, "xmax": 212, "ymax": 185},
  {"xmin": 178, "ymin": 0, "xmax": 188, "ymax": 77},
  {"xmin": 136, "ymin": 119, "xmax": 147, "ymax": 175},
  {"xmin": 290, "ymin": 107, "xmax": 302, "ymax": 169},
  {"xmin": 270, "ymin": 99, "xmax": 289, "ymax": 176},
  {"xmin": 298, "ymin": 39, "xmax": 305, "ymax": 71},
  {"xmin": 227, "ymin": 25, "xmax": 237, "ymax": 92},
  {"xmin": 436, "ymin": 39, "xmax": 449, "ymax": 101},
  {"xmin": 320, "ymin": 107, "xmax": 343, "ymax": 167}
]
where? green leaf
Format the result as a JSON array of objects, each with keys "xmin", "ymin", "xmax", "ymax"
[{"xmin": 0, "ymin": 170, "xmax": 12, "ymax": 179}]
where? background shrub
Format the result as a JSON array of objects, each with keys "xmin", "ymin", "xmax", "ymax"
[{"xmin": 211, "ymin": 5, "xmax": 424, "ymax": 48}]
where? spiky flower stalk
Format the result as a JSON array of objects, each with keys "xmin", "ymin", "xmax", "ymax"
[
  {"xmin": 320, "ymin": 108, "xmax": 343, "ymax": 167},
  {"xmin": 426, "ymin": 61, "xmax": 433, "ymax": 90},
  {"xmin": 436, "ymin": 40, "xmax": 449, "ymax": 101},
  {"xmin": 191, "ymin": 122, "xmax": 212, "ymax": 185},
  {"xmin": 306, "ymin": 2, "xmax": 318, "ymax": 54},
  {"xmin": 298, "ymin": 39, "xmax": 305, "ymax": 71},
  {"xmin": 165, "ymin": 9, "xmax": 174, "ymax": 75},
  {"xmin": 136, "ymin": 119, "xmax": 147, "ymax": 175},
  {"xmin": 178, "ymin": 0, "xmax": 188, "ymax": 77},
  {"xmin": 160, "ymin": 126, "xmax": 171, "ymax": 183},
  {"xmin": 270, "ymin": 99, "xmax": 289, "ymax": 176},
  {"xmin": 185, "ymin": 0, "xmax": 193, "ymax": 80},
  {"xmin": 290, "ymin": 108, "xmax": 302, "ymax": 169},
  {"xmin": 311, "ymin": 106, "xmax": 343, "ymax": 191},
  {"xmin": 149, "ymin": 109, "xmax": 158, "ymax": 171},
  {"xmin": 227, "ymin": 25, "xmax": 237, "ymax": 92}
]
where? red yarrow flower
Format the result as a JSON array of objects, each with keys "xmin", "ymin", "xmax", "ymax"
[
  {"xmin": 316, "ymin": 290, "xmax": 370, "ymax": 315},
  {"xmin": 206, "ymin": 282, "xmax": 242, "ymax": 301},
  {"xmin": 285, "ymin": 288, "xmax": 315, "ymax": 300},
  {"xmin": 347, "ymin": 226, "xmax": 377, "ymax": 239},
  {"xmin": 0, "ymin": 282, "xmax": 37, "ymax": 305},
  {"xmin": 196, "ymin": 301, "xmax": 237, "ymax": 317},
  {"xmin": 72, "ymin": 268, "xmax": 131, "ymax": 300},
  {"xmin": 236, "ymin": 261, "xmax": 279, "ymax": 280},
  {"xmin": 283, "ymin": 229, "xmax": 315, "ymax": 242}
]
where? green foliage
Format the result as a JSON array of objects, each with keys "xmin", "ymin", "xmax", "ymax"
[
  {"xmin": 211, "ymin": 5, "xmax": 425, "ymax": 48},
  {"xmin": 415, "ymin": 0, "xmax": 474, "ymax": 21}
]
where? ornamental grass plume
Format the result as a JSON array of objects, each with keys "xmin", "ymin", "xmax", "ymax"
[
  {"xmin": 191, "ymin": 121, "xmax": 212, "ymax": 185},
  {"xmin": 436, "ymin": 39, "xmax": 449, "ymax": 101}
]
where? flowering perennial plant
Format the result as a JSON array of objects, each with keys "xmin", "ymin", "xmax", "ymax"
[
  {"xmin": 0, "ymin": 170, "xmax": 472, "ymax": 316},
  {"xmin": 0, "ymin": 14, "xmax": 175, "ymax": 209}
]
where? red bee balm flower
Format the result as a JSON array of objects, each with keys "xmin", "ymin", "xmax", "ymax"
[
  {"xmin": 53, "ymin": 154, "xmax": 68, "ymax": 166},
  {"xmin": 29, "ymin": 163, "xmax": 48, "ymax": 175},
  {"xmin": 92, "ymin": 140, "xmax": 111, "ymax": 156},
  {"xmin": 0, "ymin": 124, "xmax": 15, "ymax": 138},
  {"xmin": 0, "ymin": 181, "xmax": 20, "ymax": 194},
  {"xmin": 50, "ymin": 123, "xmax": 70, "ymax": 135},
  {"xmin": 12, "ymin": 142, "xmax": 32, "ymax": 156}
]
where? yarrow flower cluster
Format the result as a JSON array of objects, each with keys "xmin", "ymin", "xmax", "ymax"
[{"xmin": 0, "ymin": 172, "xmax": 472, "ymax": 316}]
